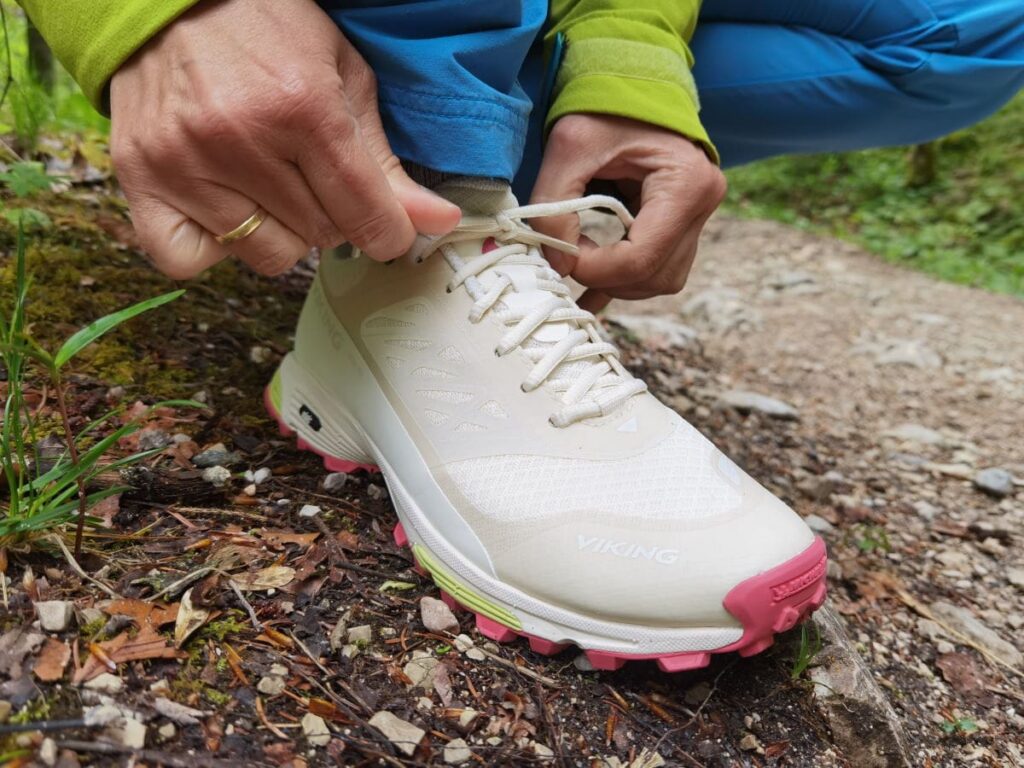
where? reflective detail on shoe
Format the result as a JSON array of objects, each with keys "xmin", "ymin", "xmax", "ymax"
[{"xmin": 268, "ymin": 368, "xmax": 283, "ymax": 413}]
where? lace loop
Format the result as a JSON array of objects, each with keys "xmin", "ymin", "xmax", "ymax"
[{"xmin": 419, "ymin": 194, "xmax": 645, "ymax": 427}]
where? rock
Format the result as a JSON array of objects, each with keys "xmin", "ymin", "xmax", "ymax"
[
  {"xmin": 531, "ymin": 742, "xmax": 555, "ymax": 760},
  {"xmin": 403, "ymin": 651, "xmax": 439, "ymax": 688},
  {"xmin": 347, "ymin": 625, "xmax": 372, "ymax": 645},
  {"xmin": 35, "ymin": 601, "xmax": 75, "ymax": 632},
  {"xmin": 157, "ymin": 722, "xmax": 177, "ymax": 741},
  {"xmin": 607, "ymin": 314, "xmax": 699, "ymax": 351},
  {"xmin": 151, "ymin": 698, "xmax": 209, "ymax": 725},
  {"xmin": 200, "ymin": 466, "xmax": 232, "ymax": 486},
  {"xmin": 874, "ymin": 340, "xmax": 942, "ymax": 369},
  {"xmin": 137, "ymin": 428, "xmax": 171, "ymax": 451},
  {"xmin": 420, "ymin": 596, "xmax": 459, "ymax": 634},
  {"xmin": 341, "ymin": 644, "xmax": 361, "ymax": 660},
  {"xmin": 298, "ymin": 504, "xmax": 321, "ymax": 518},
  {"xmin": 193, "ymin": 444, "xmax": 243, "ymax": 468},
  {"xmin": 684, "ymin": 682, "xmax": 711, "ymax": 707},
  {"xmin": 738, "ymin": 733, "xmax": 762, "ymax": 752},
  {"xmin": 453, "ymin": 634, "xmax": 475, "ymax": 653},
  {"xmin": 302, "ymin": 713, "xmax": 331, "ymax": 747},
  {"xmin": 573, "ymin": 653, "xmax": 595, "ymax": 672},
  {"xmin": 973, "ymin": 468, "xmax": 1014, "ymax": 498},
  {"xmin": 465, "ymin": 647, "xmax": 485, "ymax": 662},
  {"xmin": 244, "ymin": 467, "xmax": 272, "ymax": 485},
  {"xmin": 803, "ymin": 514, "xmax": 835, "ymax": 535},
  {"xmin": 120, "ymin": 719, "xmax": 147, "ymax": 749},
  {"xmin": 257, "ymin": 675, "xmax": 286, "ymax": 695},
  {"xmin": 243, "ymin": 483, "xmax": 257, "ymax": 496},
  {"xmin": 84, "ymin": 673, "xmax": 124, "ymax": 694},
  {"xmin": 38, "ymin": 737, "xmax": 57, "ymax": 767},
  {"xmin": 367, "ymin": 483, "xmax": 388, "ymax": 500},
  {"xmin": 249, "ymin": 345, "xmax": 273, "ymax": 364},
  {"xmin": 457, "ymin": 708, "xmax": 480, "ymax": 728},
  {"xmin": 444, "ymin": 737, "xmax": 472, "ymax": 764},
  {"xmin": 935, "ymin": 550, "xmax": 970, "ymax": 571},
  {"xmin": 323, "ymin": 472, "xmax": 349, "ymax": 493},
  {"xmin": 1007, "ymin": 567, "xmax": 1024, "ymax": 591},
  {"xmin": 368, "ymin": 711, "xmax": 425, "ymax": 757},
  {"xmin": 913, "ymin": 501, "xmax": 939, "ymax": 521},
  {"xmin": 809, "ymin": 606, "xmax": 912, "ymax": 768},
  {"xmin": 929, "ymin": 601, "xmax": 1022, "ymax": 667},
  {"xmin": 882, "ymin": 423, "xmax": 944, "ymax": 445},
  {"xmin": 717, "ymin": 390, "xmax": 798, "ymax": 420}
]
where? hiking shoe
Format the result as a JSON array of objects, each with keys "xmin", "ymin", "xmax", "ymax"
[{"xmin": 265, "ymin": 179, "xmax": 826, "ymax": 671}]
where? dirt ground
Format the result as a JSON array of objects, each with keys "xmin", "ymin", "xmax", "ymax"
[{"xmin": 1, "ymin": 204, "xmax": 1021, "ymax": 768}]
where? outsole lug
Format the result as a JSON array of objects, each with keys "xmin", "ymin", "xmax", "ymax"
[{"xmin": 264, "ymin": 383, "xmax": 829, "ymax": 673}]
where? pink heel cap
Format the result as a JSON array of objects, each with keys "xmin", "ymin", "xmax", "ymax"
[
  {"xmin": 392, "ymin": 522, "xmax": 828, "ymax": 673},
  {"xmin": 263, "ymin": 385, "xmax": 379, "ymax": 473}
]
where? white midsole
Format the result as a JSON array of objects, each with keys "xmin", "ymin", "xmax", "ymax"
[{"xmin": 277, "ymin": 351, "xmax": 745, "ymax": 655}]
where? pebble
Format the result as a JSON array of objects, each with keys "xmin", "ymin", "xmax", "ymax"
[
  {"xmin": 803, "ymin": 514, "xmax": 835, "ymax": 535},
  {"xmin": 157, "ymin": 722, "xmax": 177, "ymax": 741},
  {"xmin": 38, "ymin": 738, "xmax": 57, "ymax": 766},
  {"xmin": 341, "ymin": 644, "xmax": 361, "ymax": 660},
  {"xmin": 137, "ymin": 428, "xmax": 171, "ymax": 451},
  {"xmin": 367, "ymin": 483, "xmax": 389, "ymax": 500},
  {"xmin": 913, "ymin": 500, "xmax": 939, "ymax": 521},
  {"xmin": 243, "ymin": 483, "xmax": 257, "ymax": 497},
  {"xmin": 298, "ymin": 504, "xmax": 321, "ymax": 518},
  {"xmin": 465, "ymin": 648, "xmax": 486, "ymax": 662},
  {"xmin": 347, "ymin": 625, "xmax": 373, "ymax": 645},
  {"xmin": 717, "ymin": 390, "xmax": 799, "ymax": 420},
  {"xmin": 249, "ymin": 345, "xmax": 273, "ymax": 364},
  {"xmin": 458, "ymin": 708, "xmax": 480, "ymax": 728},
  {"xmin": 120, "ymin": 719, "xmax": 147, "ymax": 749},
  {"xmin": 929, "ymin": 601, "xmax": 1022, "ymax": 667},
  {"xmin": 1007, "ymin": 567, "xmax": 1024, "ymax": 591},
  {"xmin": 453, "ymin": 634, "xmax": 475, "ymax": 653},
  {"xmin": 684, "ymin": 682, "xmax": 712, "ymax": 706},
  {"xmin": 302, "ymin": 713, "xmax": 331, "ymax": 747},
  {"xmin": 444, "ymin": 737, "xmax": 473, "ymax": 765},
  {"xmin": 882, "ymin": 423, "xmax": 944, "ymax": 445},
  {"xmin": 35, "ymin": 600, "xmax": 74, "ymax": 632},
  {"xmin": 738, "ymin": 733, "xmax": 763, "ymax": 752},
  {"xmin": 531, "ymin": 742, "xmax": 555, "ymax": 760},
  {"xmin": 323, "ymin": 472, "xmax": 349, "ymax": 493},
  {"xmin": 244, "ymin": 467, "xmax": 272, "ymax": 485},
  {"xmin": 936, "ymin": 550, "xmax": 970, "ymax": 571},
  {"xmin": 368, "ymin": 711, "xmax": 425, "ymax": 757},
  {"xmin": 84, "ymin": 673, "xmax": 124, "ymax": 694},
  {"xmin": 573, "ymin": 654, "xmax": 595, "ymax": 672},
  {"xmin": 201, "ymin": 466, "xmax": 232, "ymax": 486},
  {"xmin": 416, "ymin": 696, "xmax": 434, "ymax": 712},
  {"xmin": 973, "ymin": 468, "xmax": 1014, "ymax": 498},
  {"xmin": 257, "ymin": 675, "xmax": 286, "ymax": 696},
  {"xmin": 606, "ymin": 314, "xmax": 699, "ymax": 350},
  {"xmin": 403, "ymin": 651, "xmax": 439, "ymax": 688},
  {"xmin": 193, "ymin": 444, "xmax": 243, "ymax": 468},
  {"xmin": 874, "ymin": 340, "xmax": 942, "ymax": 369},
  {"xmin": 420, "ymin": 596, "xmax": 459, "ymax": 634}
]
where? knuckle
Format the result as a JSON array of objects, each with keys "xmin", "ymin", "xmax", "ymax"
[
  {"xmin": 249, "ymin": 245, "xmax": 303, "ymax": 276},
  {"xmin": 348, "ymin": 210, "xmax": 410, "ymax": 259},
  {"xmin": 547, "ymin": 114, "xmax": 590, "ymax": 154}
]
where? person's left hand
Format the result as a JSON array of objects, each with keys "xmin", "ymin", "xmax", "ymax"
[{"xmin": 530, "ymin": 114, "xmax": 726, "ymax": 313}]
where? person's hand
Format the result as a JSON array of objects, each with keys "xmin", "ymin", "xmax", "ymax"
[
  {"xmin": 110, "ymin": 0, "xmax": 460, "ymax": 279},
  {"xmin": 530, "ymin": 114, "xmax": 726, "ymax": 313}
]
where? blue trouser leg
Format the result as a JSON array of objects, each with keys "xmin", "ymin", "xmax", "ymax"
[
  {"xmin": 691, "ymin": 0, "xmax": 1024, "ymax": 167},
  {"xmin": 319, "ymin": 0, "xmax": 1024, "ymax": 187}
]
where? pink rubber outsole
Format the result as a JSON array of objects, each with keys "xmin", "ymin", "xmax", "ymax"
[{"xmin": 266, "ymin": 385, "xmax": 828, "ymax": 672}]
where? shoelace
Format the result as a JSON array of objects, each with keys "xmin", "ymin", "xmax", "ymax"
[{"xmin": 413, "ymin": 195, "xmax": 648, "ymax": 428}]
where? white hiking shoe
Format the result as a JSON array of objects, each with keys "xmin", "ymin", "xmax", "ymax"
[{"xmin": 265, "ymin": 179, "xmax": 826, "ymax": 671}]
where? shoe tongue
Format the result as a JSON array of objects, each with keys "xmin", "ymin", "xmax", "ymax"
[{"xmin": 433, "ymin": 177, "xmax": 518, "ymax": 215}]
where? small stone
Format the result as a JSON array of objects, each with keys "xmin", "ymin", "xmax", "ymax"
[
  {"xmin": 929, "ymin": 601, "xmax": 1022, "ymax": 667},
  {"xmin": 684, "ymin": 682, "xmax": 711, "ymax": 707},
  {"xmin": 35, "ymin": 601, "xmax": 75, "ymax": 632},
  {"xmin": 936, "ymin": 640, "xmax": 955, "ymax": 655},
  {"xmin": 738, "ymin": 733, "xmax": 762, "ymax": 752},
  {"xmin": 874, "ymin": 340, "xmax": 941, "ymax": 369},
  {"xmin": 416, "ymin": 696, "xmax": 434, "ymax": 712},
  {"xmin": 803, "ymin": 514, "xmax": 835, "ymax": 535},
  {"xmin": 341, "ymin": 644, "xmax": 361, "ymax": 660},
  {"xmin": 120, "ymin": 719, "xmax": 147, "ymax": 750},
  {"xmin": 84, "ymin": 673, "xmax": 124, "ymax": 694},
  {"xmin": 457, "ymin": 708, "xmax": 480, "ymax": 728},
  {"xmin": 249, "ymin": 345, "xmax": 273, "ymax": 364},
  {"xmin": 302, "ymin": 713, "xmax": 331, "ymax": 747},
  {"xmin": 150, "ymin": 679, "xmax": 170, "ymax": 694},
  {"xmin": 913, "ymin": 501, "xmax": 939, "ymax": 521},
  {"xmin": 465, "ymin": 648, "xmax": 486, "ymax": 662},
  {"xmin": 403, "ymin": 651, "xmax": 439, "ymax": 688},
  {"xmin": 973, "ymin": 468, "xmax": 1014, "ymax": 498},
  {"xmin": 573, "ymin": 653, "xmax": 595, "ymax": 672},
  {"xmin": 606, "ymin": 314, "xmax": 699, "ymax": 351},
  {"xmin": 367, "ymin": 483, "xmax": 388, "ymax": 500},
  {"xmin": 201, "ymin": 466, "xmax": 232, "ymax": 486},
  {"xmin": 269, "ymin": 663, "xmax": 288, "ymax": 676},
  {"xmin": 323, "ymin": 472, "xmax": 349, "ymax": 493},
  {"xmin": 444, "ymin": 737, "xmax": 472, "ymax": 765},
  {"xmin": 38, "ymin": 737, "xmax": 57, "ymax": 766},
  {"xmin": 299, "ymin": 504, "xmax": 322, "ymax": 518},
  {"xmin": 157, "ymin": 722, "xmax": 177, "ymax": 741},
  {"xmin": 257, "ymin": 675, "xmax": 286, "ymax": 695},
  {"xmin": 936, "ymin": 550, "xmax": 970, "ymax": 571},
  {"xmin": 193, "ymin": 443, "xmax": 243, "ymax": 468},
  {"xmin": 347, "ymin": 625, "xmax": 372, "ymax": 645},
  {"xmin": 244, "ymin": 467, "xmax": 272, "ymax": 485},
  {"xmin": 137, "ymin": 428, "xmax": 171, "ymax": 451},
  {"xmin": 368, "ymin": 711, "xmax": 426, "ymax": 757},
  {"xmin": 453, "ymin": 634, "xmax": 475, "ymax": 653},
  {"xmin": 882, "ymin": 424, "xmax": 943, "ymax": 446},
  {"xmin": 420, "ymin": 596, "xmax": 459, "ymax": 634},
  {"xmin": 1007, "ymin": 567, "xmax": 1024, "ymax": 591},
  {"xmin": 717, "ymin": 390, "xmax": 798, "ymax": 420},
  {"xmin": 531, "ymin": 742, "xmax": 555, "ymax": 760}
]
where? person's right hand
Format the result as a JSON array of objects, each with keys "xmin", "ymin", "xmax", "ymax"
[{"xmin": 109, "ymin": 0, "xmax": 461, "ymax": 279}]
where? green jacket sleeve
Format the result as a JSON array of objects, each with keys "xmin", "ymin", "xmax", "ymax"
[
  {"xmin": 546, "ymin": 0, "xmax": 717, "ymax": 163},
  {"xmin": 17, "ymin": 0, "xmax": 201, "ymax": 112}
]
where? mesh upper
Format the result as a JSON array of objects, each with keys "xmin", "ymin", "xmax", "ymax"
[{"xmin": 444, "ymin": 419, "xmax": 743, "ymax": 522}]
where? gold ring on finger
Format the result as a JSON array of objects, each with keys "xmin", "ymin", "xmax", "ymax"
[{"xmin": 215, "ymin": 207, "xmax": 267, "ymax": 245}]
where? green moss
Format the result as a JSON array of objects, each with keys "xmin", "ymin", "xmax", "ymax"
[
  {"xmin": 196, "ymin": 612, "xmax": 248, "ymax": 643},
  {"xmin": 204, "ymin": 687, "xmax": 232, "ymax": 707},
  {"xmin": 79, "ymin": 616, "xmax": 107, "ymax": 639}
]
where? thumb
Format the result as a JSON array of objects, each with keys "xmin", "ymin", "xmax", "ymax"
[
  {"xmin": 529, "ymin": 151, "xmax": 591, "ymax": 276},
  {"xmin": 388, "ymin": 170, "xmax": 463, "ymax": 236}
]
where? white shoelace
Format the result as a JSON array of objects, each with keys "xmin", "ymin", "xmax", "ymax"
[{"xmin": 413, "ymin": 196, "xmax": 647, "ymax": 428}]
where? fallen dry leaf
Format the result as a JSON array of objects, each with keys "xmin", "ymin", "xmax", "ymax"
[
  {"xmin": 103, "ymin": 598, "xmax": 178, "ymax": 629},
  {"xmin": 74, "ymin": 626, "xmax": 187, "ymax": 683},
  {"xmin": 259, "ymin": 530, "xmax": 320, "ymax": 549},
  {"xmin": 33, "ymin": 637, "xmax": 70, "ymax": 682},
  {"xmin": 175, "ymin": 588, "xmax": 213, "ymax": 648},
  {"xmin": 230, "ymin": 565, "xmax": 296, "ymax": 592}
]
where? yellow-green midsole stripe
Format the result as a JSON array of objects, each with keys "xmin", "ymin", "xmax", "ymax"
[
  {"xmin": 413, "ymin": 543, "xmax": 521, "ymax": 630},
  {"xmin": 269, "ymin": 368, "xmax": 283, "ymax": 412}
]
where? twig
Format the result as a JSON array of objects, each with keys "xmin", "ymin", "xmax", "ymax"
[
  {"xmin": 147, "ymin": 565, "xmax": 215, "ymax": 601},
  {"xmin": 228, "ymin": 576, "xmax": 263, "ymax": 630},
  {"xmin": 50, "ymin": 534, "xmax": 120, "ymax": 599},
  {"xmin": 0, "ymin": 718, "xmax": 91, "ymax": 735},
  {"xmin": 55, "ymin": 739, "xmax": 233, "ymax": 768},
  {"xmin": 475, "ymin": 645, "xmax": 560, "ymax": 688},
  {"xmin": 535, "ymin": 683, "xmax": 567, "ymax": 768}
]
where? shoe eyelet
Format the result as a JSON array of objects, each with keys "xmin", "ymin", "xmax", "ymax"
[
  {"xmin": 494, "ymin": 348, "xmax": 502, "ymax": 358},
  {"xmin": 445, "ymin": 286, "xmax": 452, "ymax": 294},
  {"xmin": 520, "ymin": 383, "xmax": 528, "ymax": 393}
]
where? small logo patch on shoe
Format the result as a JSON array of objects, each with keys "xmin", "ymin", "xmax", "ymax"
[
  {"xmin": 298, "ymin": 404, "xmax": 322, "ymax": 432},
  {"xmin": 577, "ymin": 534, "xmax": 679, "ymax": 565}
]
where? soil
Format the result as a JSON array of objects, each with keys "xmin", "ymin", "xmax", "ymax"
[{"xmin": 1, "ymin": 204, "xmax": 1021, "ymax": 768}]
